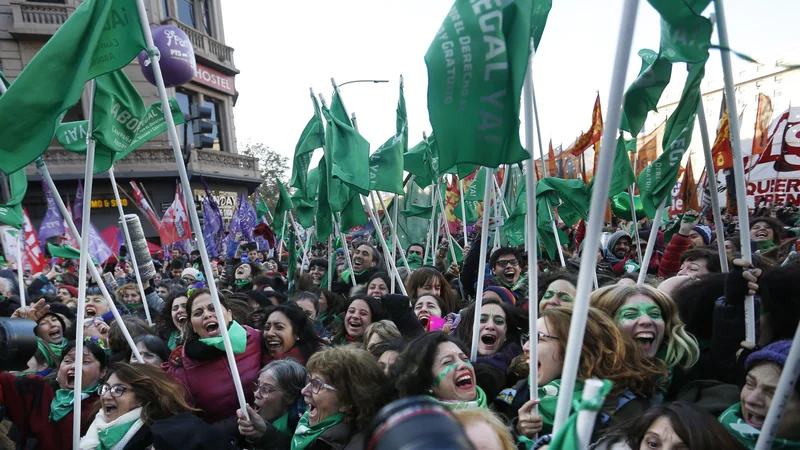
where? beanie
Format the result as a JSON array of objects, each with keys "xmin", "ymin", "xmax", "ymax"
[
  {"xmin": 693, "ymin": 225, "xmax": 712, "ymax": 245},
  {"xmin": 181, "ymin": 268, "xmax": 203, "ymax": 281},
  {"xmin": 485, "ymin": 286, "xmax": 516, "ymax": 306},
  {"xmin": 62, "ymin": 285, "xmax": 79, "ymax": 298},
  {"xmin": 746, "ymin": 340, "xmax": 792, "ymax": 371}
]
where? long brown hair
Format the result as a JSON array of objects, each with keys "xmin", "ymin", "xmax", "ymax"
[
  {"xmin": 542, "ymin": 306, "xmax": 668, "ymax": 398},
  {"xmin": 94, "ymin": 363, "xmax": 194, "ymax": 425},
  {"xmin": 405, "ymin": 266, "xmax": 458, "ymax": 314}
]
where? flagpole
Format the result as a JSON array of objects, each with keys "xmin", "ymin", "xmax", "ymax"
[
  {"xmin": 531, "ymin": 83, "xmax": 548, "ymax": 179},
  {"xmin": 636, "ymin": 199, "xmax": 665, "ymax": 284},
  {"xmin": 133, "ymin": 0, "xmax": 249, "ymax": 420},
  {"xmin": 108, "ymin": 167, "xmax": 153, "ymax": 325},
  {"xmin": 628, "ymin": 185, "xmax": 643, "ymax": 265},
  {"xmin": 278, "ymin": 212, "xmax": 287, "ymax": 257},
  {"xmin": 435, "ymin": 181, "xmax": 460, "ymax": 268},
  {"xmin": 376, "ymin": 192, "xmax": 410, "ymax": 274},
  {"xmin": 15, "ymin": 229, "xmax": 25, "ymax": 307},
  {"xmin": 327, "ymin": 233, "xmax": 333, "ymax": 291},
  {"xmin": 333, "ymin": 213, "xmax": 358, "ymax": 288},
  {"xmin": 523, "ymin": 44, "xmax": 540, "ymax": 405},
  {"xmin": 713, "ymin": 0, "xmax": 753, "ymax": 341},
  {"xmin": 470, "ymin": 167, "xmax": 493, "ymax": 362},
  {"xmin": 491, "ymin": 178, "xmax": 501, "ymax": 252},
  {"xmin": 458, "ymin": 178, "xmax": 469, "ymax": 247},
  {"xmin": 492, "ymin": 176, "xmax": 511, "ymax": 217},
  {"xmin": 553, "ymin": 0, "xmax": 641, "ymax": 434},
  {"xmin": 544, "ymin": 199, "xmax": 566, "ymax": 266},
  {"xmin": 697, "ymin": 98, "xmax": 730, "ymax": 273}
]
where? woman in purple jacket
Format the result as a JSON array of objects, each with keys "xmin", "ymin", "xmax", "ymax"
[{"xmin": 166, "ymin": 288, "xmax": 262, "ymax": 424}]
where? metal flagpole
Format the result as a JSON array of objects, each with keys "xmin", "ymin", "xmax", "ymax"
[
  {"xmin": 108, "ymin": 167, "xmax": 153, "ymax": 325},
  {"xmin": 459, "ymin": 178, "xmax": 469, "ymax": 247},
  {"xmin": 714, "ymin": 0, "xmax": 754, "ymax": 341},
  {"xmin": 435, "ymin": 181, "xmax": 460, "ymax": 268},
  {"xmin": 544, "ymin": 199, "xmax": 566, "ymax": 266},
  {"xmin": 628, "ymin": 185, "xmax": 643, "ymax": 265},
  {"xmin": 471, "ymin": 167, "xmax": 493, "ymax": 362},
  {"xmin": 553, "ymin": 0, "xmax": 641, "ymax": 433},
  {"xmin": 327, "ymin": 234, "xmax": 333, "ymax": 291},
  {"xmin": 637, "ymin": 200, "xmax": 665, "ymax": 284},
  {"xmin": 377, "ymin": 192, "xmax": 410, "ymax": 274},
  {"xmin": 532, "ymin": 83, "xmax": 548, "ymax": 181},
  {"xmin": 15, "ymin": 231, "xmax": 25, "ymax": 308},
  {"xmin": 133, "ymin": 0, "xmax": 249, "ymax": 420},
  {"xmin": 697, "ymin": 97, "xmax": 730, "ymax": 273},
  {"xmin": 491, "ymin": 178, "xmax": 502, "ymax": 252}
]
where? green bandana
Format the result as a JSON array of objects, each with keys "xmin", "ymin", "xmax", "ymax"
[
  {"xmin": 757, "ymin": 239, "xmax": 776, "ymax": 252},
  {"xmin": 167, "ymin": 330, "xmax": 181, "ymax": 350},
  {"xmin": 97, "ymin": 417, "xmax": 137, "ymax": 450},
  {"xmin": 340, "ymin": 268, "xmax": 366, "ymax": 285},
  {"xmin": 430, "ymin": 386, "xmax": 488, "ymax": 410},
  {"xmin": 546, "ymin": 380, "xmax": 613, "ymax": 450},
  {"xmin": 234, "ymin": 279, "xmax": 251, "ymax": 289},
  {"xmin": 615, "ymin": 302, "xmax": 663, "ymax": 325},
  {"xmin": 49, "ymin": 382, "xmax": 99, "ymax": 422},
  {"xmin": 405, "ymin": 253, "xmax": 423, "ymax": 270},
  {"xmin": 719, "ymin": 403, "xmax": 800, "ymax": 449},
  {"xmin": 123, "ymin": 302, "xmax": 143, "ymax": 312},
  {"xmin": 291, "ymin": 411, "xmax": 345, "ymax": 450},
  {"xmin": 537, "ymin": 379, "xmax": 586, "ymax": 435},
  {"xmin": 273, "ymin": 413, "xmax": 291, "ymax": 437},
  {"xmin": 199, "ymin": 320, "xmax": 247, "ymax": 354},
  {"xmin": 36, "ymin": 337, "xmax": 67, "ymax": 368}
]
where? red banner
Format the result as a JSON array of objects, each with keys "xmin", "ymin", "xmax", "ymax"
[
  {"xmin": 160, "ymin": 187, "xmax": 191, "ymax": 245},
  {"xmin": 751, "ymin": 93, "xmax": 774, "ymax": 157},
  {"xmin": 568, "ymin": 94, "xmax": 603, "ymax": 156},
  {"xmin": 130, "ymin": 181, "xmax": 162, "ymax": 233},
  {"xmin": 22, "ymin": 208, "xmax": 45, "ymax": 273}
]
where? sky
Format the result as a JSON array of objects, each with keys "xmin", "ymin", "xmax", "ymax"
[{"xmin": 222, "ymin": 0, "xmax": 799, "ymax": 172}]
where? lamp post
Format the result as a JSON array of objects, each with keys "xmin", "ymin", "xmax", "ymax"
[{"xmin": 337, "ymin": 79, "xmax": 389, "ymax": 88}]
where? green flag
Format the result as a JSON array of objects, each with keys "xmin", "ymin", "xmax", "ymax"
[
  {"xmin": 503, "ymin": 176, "xmax": 527, "ymax": 247},
  {"xmin": 404, "ymin": 139, "xmax": 436, "ymax": 188},
  {"xmin": 314, "ymin": 158, "xmax": 333, "ymax": 242},
  {"xmin": 536, "ymin": 178, "xmax": 589, "ymax": 259},
  {"xmin": 425, "ymin": 0, "xmax": 538, "ymax": 177},
  {"xmin": 47, "ymin": 243, "xmax": 81, "ymax": 260},
  {"xmin": 287, "ymin": 227, "xmax": 297, "ymax": 289},
  {"xmin": 446, "ymin": 236, "xmax": 464, "ymax": 266},
  {"xmin": 256, "ymin": 193, "xmax": 269, "ymax": 220},
  {"xmin": 339, "ymin": 195, "xmax": 368, "ymax": 232},
  {"xmin": 620, "ymin": 49, "xmax": 673, "ymax": 136},
  {"xmin": 290, "ymin": 95, "xmax": 324, "ymax": 195},
  {"xmin": 369, "ymin": 134, "xmax": 405, "ymax": 194},
  {"xmin": 292, "ymin": 192, "xmax": 316, "ymax": 229},
  {"xmin": 453, "ymin": 198, "xmax": 479, "ymax": 225},
  {"xmin": 625, "ymin": 137, "xmax": 637, "ymax": 153},
  {"xmin": 0, "ymin": 169, "xmax": 27, "ymax": 228},
  {"xmin": 544, "ymin": 380, "xmax": 613, "ymax": 450},
  {"xmin": 396, "ymin": 81, "xmax": 408, "ymax": 152},
  {"xmin": 464, "ymin": 169, "xmax": 488, "ymax": 202},
  {"xmin": 400, "ymin": 204, "xmax": 434, "ymax": 219},
  {"xmin": 0, "ymin": 70, "xmax": 9, "ymax": 89},
  {"xmin": 320, "ymin": 103, "xmax": 371, "ymax": 210},
  {"xmin": 330, "ymin": 91, "xmax": 351, "ymax": 126},
  {"xmin": 589, "ymin": 136, "xmax": 635, "ymax": 199},
  {"xmin": 274, "ymin": 179, "xmax": 294, "ymax": 220},
  {"xmin": 0, "ymin": 0, "xmax": 147, "ymax": 175},
  {"xmin": 0, "ymin": 204, "xmax": 23, "ymax": 229}
]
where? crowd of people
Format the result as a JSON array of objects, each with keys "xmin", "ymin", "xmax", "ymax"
[{"xmin": 0, "ymin": 203, "xmax": 798, "ymax": 449}]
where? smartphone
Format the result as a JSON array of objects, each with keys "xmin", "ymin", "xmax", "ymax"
[{"xmin": 102, "ymin": 272, "xmax": 115, "ymax": 284}]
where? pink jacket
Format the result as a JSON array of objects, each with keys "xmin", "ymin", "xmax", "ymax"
[{"xmin": 167, "ymin": 325, "xmax": 262, "ymax": 423}]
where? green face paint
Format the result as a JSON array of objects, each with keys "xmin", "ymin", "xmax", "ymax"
[
  {"xmin": 479, "ymin": 308, "xmax": 506, "ymax": 327},
  {"xmin": 432, "ymin": 360, "xmax": 472, "ymax": 387},
  {"xmin": 540, "ymin": 290, "xmax": 573, "ymax": 305},
  {"xmin": 615, "ymin": 302, "xmax": 663, "ymax": 325}
]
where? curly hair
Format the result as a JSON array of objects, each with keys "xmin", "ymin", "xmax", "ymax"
[
  {"xmin": 590, "ymin": 284, "xmax": 700, "ymax": 370},
  {"xmin": 542, "ymin": 306, "xmax": 668, "ymax": 398},
  {"xmin": 331, "ymin": 296, "xmax": 388, "ymax": 344},
  {"xmin": 261, "ymin": 303, "xmax": 326, "ymax": 360},
  {"xmin": 451, "ymin": 298, "xmax": 525, "ymax": 356},
  {"xmin": 94, "ymin": 363, "xmax": 194, "ymax": 425},
  {"xmin": 405, "ymin": 266, "xmax": 459, "ymax": 315},
  {"xmin": 156, "ymin": 290, "xmax": 188, "ymax": 340},
  {"xmin": 306, "ymin": 346, "xmax": 389, "ymax": 430},
  {"xmin": 392, "ymin": 332, "xmax": 469, "ymax": 397}
]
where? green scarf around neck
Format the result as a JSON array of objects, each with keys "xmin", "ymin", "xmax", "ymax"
[
  {"xmin": 537, "ymin": 379, "xmax": 585, "ymax": 435},
  {"xmin": 719, "ymin": 403, "xmax": 800, "ymax": 449},
  {"xmin": 167, "ymin": 330, "xmax": 181, "ymax": 350},
  {"xmin": 49, "ymin": 382, "xmax": 99, "ymax": 422},
  {"xmin": 340, "ymin": 268, "xmax": 367, "ymax": 285},
  {"xmin": 199, "ymin": 320, "xmax": 247, "ymax": 354},
  {"xmin": 291, "ymin": 411, "xmax": 345, "ymax": 450},
  {"xmin": 97, "ymin": 416, "xmax": 138, "ymax": 450},
  {"xmin": 405, "ymin": 253, "xmax": 423, "ymax": 270},
  {"xmin": 37, "ymin": 337, "xmax": 67, "ymax": 368},
  {"xmin": 234, "ymin": 279, "xmax": 252, "ymax": 289},
  {"xmin": 431, "ymin": 386, "xmax": 488, "ymax": 410},
  {"xmin": 123, "ymin": 302, "xmax": 143, "ymax": 312},
  {"xmin": 273, "ymin": 413, "xmax": 291, "ymax": 437}
]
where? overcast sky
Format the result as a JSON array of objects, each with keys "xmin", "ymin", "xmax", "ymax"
[{"xmin": 223, "ymin": 0, "xmax": 798, "ymax": 170}]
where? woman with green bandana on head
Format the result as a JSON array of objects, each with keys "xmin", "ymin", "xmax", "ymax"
[
  {"xmin": 394, "ymin": 332, "xmax": 488, "ymax": 410},
  {"xmin": 496, "ymin": 306, "xmax": 667, "ymax": 441},
  {"xmin": 591, "ymin": 284, "xmax": 700, "ymax": 401},
  {"xmin": 166, "ymin": 288, "xmax": 263, "ymax": 424}
]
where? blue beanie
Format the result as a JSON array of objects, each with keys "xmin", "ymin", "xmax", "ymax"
[
  {"xmin": 746, "ymin": 340, "xmax": 792, "ymax": 371},
  {"xmin": 693, "ymin": 225, "xmax": 712, "ymax": 245}
]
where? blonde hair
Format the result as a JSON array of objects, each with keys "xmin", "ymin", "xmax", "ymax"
[
  {"xmin": 363, "ymin": 320, "xmax": 401, "ymax": 349},
  {"xmin": 590, "ymin": 284, "xmax": 699, "ymax": 370},
  {"xmin": 452, "ymin": 408, "xmax": 516, "ymax": 450},
  {"xmin": 116, "ymin": 283, "xmax": 139, "ymax": 300}
]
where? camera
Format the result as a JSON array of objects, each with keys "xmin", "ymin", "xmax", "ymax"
[
  {"xmin": 364, "ymin": 397, "xmax": 475, "ymax": 450},
  {"xmin": 0, "ymin": 318, "xmax": 38, "ymax": 371}
]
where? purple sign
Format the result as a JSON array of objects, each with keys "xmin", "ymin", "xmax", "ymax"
[{"xmin": 138, "ymin": 25, "xmax": 196, "ymax": 88}]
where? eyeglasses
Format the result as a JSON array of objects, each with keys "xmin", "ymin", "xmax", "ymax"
[
  {"xmin": 521, "ymin": 331, "xmax": 559, "ymax": 345},
  {"xmin": 253, "ymin": 382, "xmax": 277, "ymax": 397},
  {"xmin": 496, "ymin": 259, "xmax": 519, "ymax": 268},
  {"xmin": 305, "ymin": 374, "xmax": 337, "ymax": 394},
  {"xmin": 99, "ymin": 383, "xmax": 134, "ymax": 398}
]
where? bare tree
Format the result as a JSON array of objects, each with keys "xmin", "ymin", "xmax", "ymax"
[{"xmin": 239, "ymin": 141, "xmax": 290, "ymax": 209}]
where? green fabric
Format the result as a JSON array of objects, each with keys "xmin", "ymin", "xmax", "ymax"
[
  {"xmin": 273, "ymin": 413, "xmax": 291, "ymax": 437},
  {"xmin": 453, "ymin": 197, "xmax": 479, "ymax": 225},
  {"xmin": 36, "ymin": 338, "xmax": 67, "ymax": 368},
  {"xmin": 199, "ymin": 320, "xmax": 247, "ymax": 354},
  {"xmin": 338, "ymin": 194, "xmax": 368, "ymax": 232},
  {"xmin": 369, "ymin": 134, "xmax": 405, "ymax": 195},
  {"xmin": 589, "ymin": 135, "xmax": 635, "ymax": 199},
  {"xmin": 0, "ymin": 0, "xmax": 147, "ymax": 175},
  {"xmin": 536, "ymin": 178, "xmax": 589, "ymax": 259},
  {"xmin": 620, "ymin": 49, "xmax": 673, "ymax": 136},
  {"xmin": 340, "ymin": 268, "xmax": 367, "ymax": 285},
  {"xmin": 47, "ymin": 243, "xmax": 81, "ymax": 260},
  {"xmin": 404, "ymin": 139, "xmax": 436, "ymax": 188},
  {"xmin": 0, "ymin": 169, "xmax": 26, "ymax": 228},
  {"xmin": 430, "ymin": 385, "xmax": 488, "ymax": 411},
  {"xmin": 320, "ymin": 99, "xmax": 371, "ymax": 210},
  {"xmin": 167, "ymin": 330, "xmax": 180, "ymax": 350},
  {"xmin": 719, "ymin": 403, "xmax": 800, "ymax": 449},
  {"xmin": 274, "ymin": 179, "xmax": 295, "ymax": 221},
  {"xmin": 234, "ymin": 279, "xmax": 251, "ymax": 289},
  {"xmin": 446, "ymin": 236, "xmax": 464, "ymax": 266},
  {"xmin": 49, "ymin": 382, "xmax": 99, "ymax": 422},
  {"xmin": 464, "ymin": 169, "xmax": 487, "ymax": 202},
  {"xmin": 537, "ymin": 379, "xmax": 585, "ymax": 435},
  {"xmin": 396, "ymin": 82, "xmax": 408, "ymax": 152},
  {"xmin": 425, "ymin": 0, "xmax": 542, "ymax": 177},
  {"xmin": 548, "ymin": 380, "xmax": 613, "ymax": 450},
  {"xmin": 405, "ymin": 253, "xmax": 423, "ymax": 270},
  {"xmin": 291, "ymin": 95, "xmax": 324, "ymax": 196},
  {"xmin": 291, "ymin": 411, "xmax": 345, "ymax": 450},
  {"xmin": 287, "ymin": 228, "xmax": 298, "ymax": 290},
  {"xmin": 503, "ymin": 175, "xmax": 528, "ymax": 246},
  {"xmin": 314, "ymin": 158, "xmax": 333, "ymax": 242},
  {"xmin": 293, "ymin": 194, "xmax": 316, "ymax": 229},
  {"xmin": 757, "ymin": 239, "xmax": 776, "ymax": 252},
  {"xmin": 97, "ymin": 416, "xmax": 137, "ymax": 450},
  {"xmin": 256, "ymin": 194, "xmax": 270, "ymax": 220},
  {"xmin": 400, "ymin": 204, "xmax": 434, "ymax": 219}
]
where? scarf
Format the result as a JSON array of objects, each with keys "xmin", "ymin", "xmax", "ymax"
[
  {"xmin": 123, "ymin": 302, "xmax": 143, "ymax": 312},
  {"xmin": 37, "ymin": 337, "xmax": 67, "ymax": 368},
  {"xmin": 80, "ymin": 406, "xmax": 145, "ymax": 450},
  {"xmin": 405, "ymin": 253, "xmax": 423, "ymax": 270},
  {"xmin": 273, "ymin": 413, "xmax": 291, "ymax": 437},
  {"xmin": 49, "ymin": 382, "xmax": 100, "ymax": 422},
  {"xmin": 167, "ymin": 330, "xmax": 181, "ymax": 350},
  {"xmin": 430, "ymin": 386, "xmax": 488, "ymax": 410},
  {"xmin": 234, "ymin": 279, "xmax": 252, "ymax": 289},
  {"xmin": 537, "ymin": 379, "xmax": 585, "ymax": 435},
  {"xmin": 340, "ymin": 268, "xmax": 366, "ymax": 285},
  {"xmin": 719, "ymin": 403, "xmax": 800, "ymax": 449},
  {"xmin": 198, "ymin": 320, "xmax": 247, "ymax": 354},
  {"xmin": 269, "ymin": 345, "xmax": 307, "ymax": 367},
  {"xmin": 291, "ymin": 411, "xmax": 345, "ymax": 450}
]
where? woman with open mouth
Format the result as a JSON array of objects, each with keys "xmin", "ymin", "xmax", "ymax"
[
  {"xmin": 537, "ymin": 270, "xmax": 577, "ymax": 313},
  {"xmin": 331, "ymin": 296, "xmax": 388, "ymax": 346},
  {"xmin": 394, "ymin": 332, "xmax": 486, "ymax": 409},
  {"xmin": 451, "ymin": 296, "xmax": 525, "ymax": 372},
  {"xmin": 412, "ymin": 294, "xmax": 446, "ymax": 330},
  {"xmin": 406, "ymin": 266, "xmax": 460, "ymax": 317},
  {"xmin": 719, "ymin": 340, "xmax": 800, "ymax": 449},
  {"xmin": 497, "ymin": 306, "xmax": 668, "ymax": 439},
  {"xmin": 749, "ymin": 217, "xmax": 783, "ymax": 252},
  {"xmin": 33, "ymin": 306, "xmax": 69, "ymax": 371},
  {"xmin": 80, "ymin": 363, "xmax": 192, "ymax": 450},
  {"xmin": 366, "ymin": 272, "xmax": 392, "ymax": 299},
  {"xmin": 156, "ymin": 290, "xmax": 189, "ymax": 350},
  {"xmin": 116, "ymin": 283, "xmax": 145, "ymax": 315},
  {"xmin": 84, "ymin": 290, "xmax": 112, "ymax": 320},
  {"xmin": 290, "ymin": 346, "xmax": 387, "ymax": 449},
  {"xmin": 167, "ymin": 288, "xmax": 263, "ymax": 424},
  {"xmin": 591, "ymin": 284, "xmax": 699, "ymax": 397},
  {"xmin": 236, "ymin": 359, "xmax": 309, "ymax": 448},
  {"xmin": 229, "ymin": 261, "xmax": 264, "ymax": 292},
  {"xmin": 261, "ymin": 303, "xmax": 326, "ymax": 367}
]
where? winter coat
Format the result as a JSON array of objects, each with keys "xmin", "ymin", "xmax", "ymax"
[
  {"xmin": 612, "ymin": 252, "xmax": 660, "ymax": 276},
  {"xmin": 658, "ymin": 233, "xmax": 692, "ymax": 278},
  {"xmin": 711, "ymin": 295, "xmax": 761, "ymax": 385},
  {"xmin": 304, "ymin": 420, "xmax": 363, "ymax": 450},
  {"xmin": 477, "ymin": 341, "xmax": 523, "ymax": 373},
  {"xmin": 166, "ymin": 325, "xmax": 262, "ymax": 424}
]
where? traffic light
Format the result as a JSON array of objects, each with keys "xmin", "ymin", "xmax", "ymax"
[{"xmin": 191, "ymin": 104, "xmax": 215, "ymax": 149}]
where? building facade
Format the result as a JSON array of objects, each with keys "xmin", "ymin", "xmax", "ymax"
[{"xmin": 0, "ymin": 0, "xmax": 260, "ymax": 240}]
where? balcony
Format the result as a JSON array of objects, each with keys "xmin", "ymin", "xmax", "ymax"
[
  {"xmin": 8, "ymin": 1, "xmax": 75, "ymax": 39},
  {"xmin": 27, "ymin": 147, "xmax": 260, "ymax": 186},
  {"xmin": 165, "ymin": 19, "xmax": 238, "ymax": 75}
]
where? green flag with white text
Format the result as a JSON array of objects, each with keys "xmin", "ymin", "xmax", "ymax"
[
  {"xmin": 464, "ymin": 169, "xmax": 487, "ymax": 202},
  {"xmin": 369, "ymin": 135, "xmax": 405, "ymax": 194},
  {"xmin": 425, "ymin": 0, "xmax": 540, "ymax": 177},
  {"xmin": 0, "ymin": 0, "xmax": 147, "ymax": 175}
]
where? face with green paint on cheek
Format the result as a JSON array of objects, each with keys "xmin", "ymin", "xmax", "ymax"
[
  {"xmin": 538, "ymin": 279, "xmax": 576, "ymax": 313},
  {"xmin": 477, "ymin": 304, "xmax": 507, "ymax": 356},
  {"xmin": 615, "ymin": 294, "xmax": 665, "ymax": 358},
  {"xmin": 430, "ymin": 342, "xmax": 476, "ymax": 402}
]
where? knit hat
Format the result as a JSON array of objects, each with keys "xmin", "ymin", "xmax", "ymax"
[
  {"xmin": 485, "ymin": 286, "xmax": 516, "ymax": 306},
  {"xmin": 61, "ymin": 285, "xmax": 78, "ymax": 298},
  {"xmin": 181, "ymin": 268, "xmax": 203, "ymax": 281},
  {"xmin": 693, "ymin": 225, "xmax": 712, "ymax": 245},
  {"xmin": 745, "ymin": 340, "xmax": 791, "ymax": 371}
]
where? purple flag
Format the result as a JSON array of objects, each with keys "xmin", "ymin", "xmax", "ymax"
[
  {"xmin": 87, "ymin": 221, "xmax": 113, "ymax": 264},
  {"xmin": 202, "ymin": 197, "xmax": 221, "ymax": 258},
  {"xmin": 238, "ymin": 193, "xmax": 257, "ymax": 243},
  {"xmin": 225, "ymin": 195, "xmax": 242, "ymax": 259},
  {"xmin": 74, "ymin": 180, "xmax": 84, "ymax": 234},
  {"xmin": 38, "ymin": 181, "xmax": 64, "ymax": 249}
]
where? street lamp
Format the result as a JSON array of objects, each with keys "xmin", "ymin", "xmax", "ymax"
[{"xmin": 337, "ymin": 79, "xmax": 390, "ymax": 88}]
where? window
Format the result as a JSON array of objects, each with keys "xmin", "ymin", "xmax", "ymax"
[
  {"xmin": 177, "ymin": 0, "xmax": 195, "ymax": 28},
  {"xmin": 201, "ymin": 0, "xmax": 212, "ymax": 35},
  {"xmin": 176, "ymin": 89, "xmax": 193, "ymax": 147},
  {"xmin": 203, "ymin": 98, "xmax": 223, "ymax": 151},
  {"xmin": 161, "ymin": 0, "xmax": 169, "ymax": 17}
]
